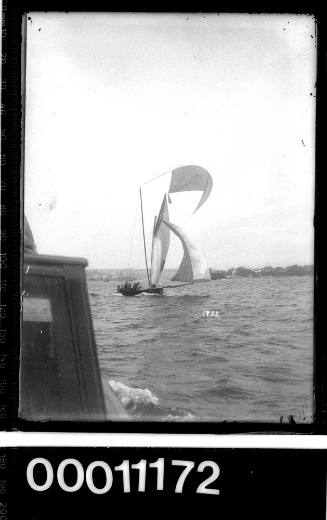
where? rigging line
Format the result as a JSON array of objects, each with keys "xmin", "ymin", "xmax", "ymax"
[
  {"xmin": 139, "ymin": 187, "xmax": 151, "ymax": 287},
  {"xmin": 141, "ymin": 167, "xmax": 172, "ymax": 186},
  {"xmin": 141, "ymin": 164, "xmax": 191, "ymax": 186},
  {"xmin": 141, "ymin": 163, "xmax": 186, "ymax": 186},
  {"xmin": 138, "ymin": 217, "xmax": 141, "ymax": 273},
  {"xmin": 127, "ymin": 199, "xmax": 138, "ymax": 271},
  {"xmin": 141, "ymin": 169, "xmax": 170, "ymax": 186}
]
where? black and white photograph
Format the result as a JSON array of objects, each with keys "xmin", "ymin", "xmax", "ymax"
[{"xmin": 21, "ymin": 12, "xmax": 316, "ymax": 425}]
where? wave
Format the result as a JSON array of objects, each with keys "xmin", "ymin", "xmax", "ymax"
[
  {"xmin": 136, "ymin": 292, "xmax": 163, "ymax": 297},
  {"xmin": 108, "ymin": 380, "xmax": 197, "ymax": 421},
  {"xmin": 108, "ymin": 380, "xmax": 160, "ymax": 413},
  {"xmin": 112, "ymin": 292, "xmax": 163, "ymax": 297},
  {"xmin": 162, "ymin": 294, "xmax": 210, "ymax": 301},
  {"xmin": 163, "ymin": 412, "xmax": 197, "ymax": 422}
]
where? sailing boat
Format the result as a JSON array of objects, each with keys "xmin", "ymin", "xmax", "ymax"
[{"xmin": 117, "ymin": 165, "xmax": 213, "ymax": 296}]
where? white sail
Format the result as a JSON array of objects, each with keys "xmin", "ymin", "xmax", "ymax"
[
  {"xmin": 143, "ymin": 165, "xmax": 213, "ymax": 214},
  {"xmin": 150, "ymin": 195, "xmax": 170, "ymax": 287},
  {"xmin": 168, "ymin": 165, "xmax": 213, "ymax": 213},
  {"xmin": 162, "ymin": 220, "xmax": 210, "ymax": 283}
]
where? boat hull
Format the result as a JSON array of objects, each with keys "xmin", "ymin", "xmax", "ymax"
[{"xmin": 117, "ymin": 286, "xmax": 163, "ymax": 296}]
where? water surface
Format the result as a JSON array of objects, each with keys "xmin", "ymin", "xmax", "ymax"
[{"xmin": 88, "ymin": 274, "xmax": 313, "ymax": 423}]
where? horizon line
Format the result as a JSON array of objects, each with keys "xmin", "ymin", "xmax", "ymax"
[{"xmin": 86, "ymin": 263, "xmax": 314, "ymax": 271}]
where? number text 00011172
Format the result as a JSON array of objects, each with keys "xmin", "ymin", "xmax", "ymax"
[{"xmin": 26, "ymin": 458, "xmax": 220, "ymax": 495}]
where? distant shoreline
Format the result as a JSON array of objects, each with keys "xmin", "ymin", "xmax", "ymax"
[
  {"xmin": 86, "ymin": 264, "xmax": 314, "ymax": 281},
  {"xmin": 209, "ymin": 264, "xmax": 313, "ymax": 279}
]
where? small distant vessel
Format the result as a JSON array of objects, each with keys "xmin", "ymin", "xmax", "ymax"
[
  {"xmin": 117, "ymin": 165, "xmax": 213, "ymax": 297},
  {"xmin": 117, "ymin": 282, "xmax": 163, "ymax": 296}
]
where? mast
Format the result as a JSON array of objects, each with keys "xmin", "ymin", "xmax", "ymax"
[
  {"xmin": 139, "ymin": 187, "xmax": 151, "ymax": 288},
  {"xmin": 149, "ymin": 215, "xmax": 157, "ymax": 286}
]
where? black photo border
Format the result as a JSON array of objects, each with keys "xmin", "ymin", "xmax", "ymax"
[
  {"xmin": 3, "ymin": 446, "xmax": 327, "ymax": 519},
  {"xmin": 1, "ymin": 0, "xmax": 326, "ymax": 433}
]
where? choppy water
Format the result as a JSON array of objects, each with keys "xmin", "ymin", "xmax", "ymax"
[{"xmin": 88, "ymin": 274, "xmax": 313, "ymax": 423}]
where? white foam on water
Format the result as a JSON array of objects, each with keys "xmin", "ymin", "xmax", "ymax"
[
  {"xmin": 137, "ymin": 292, "xmax": 162, "ymax": 297},
  {"xmin": 108, "ymin": 380, "xmax": 160, "ymax": 408},
  {"xmin": 164, "ymin": 412, "xmax": 197, "ymax": 422},
  {"xmin": 112, "ymin": 292, "xmax": 161, "ymax": 297}
]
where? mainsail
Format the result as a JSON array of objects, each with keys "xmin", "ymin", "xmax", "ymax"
[
  {"xmin": 162, "ymin": 220, "xmax": 210, "ymax": 283},
  {"xmin": 150, "ymin": 195, "xmax": 170, "ymax": 287}
]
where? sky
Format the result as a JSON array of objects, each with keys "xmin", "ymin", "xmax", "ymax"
[{"xmin": 24, "ymin": 13, "xmax": 316, "ymax": 270}]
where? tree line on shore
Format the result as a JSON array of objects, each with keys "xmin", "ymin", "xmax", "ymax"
[
  {"xmin": 86, "ymin": 264, "xmax": 314, "ymax": 281},
  {"xmin": 209, "ymin": 264, "xmax": 314, "ymax": 279}
]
